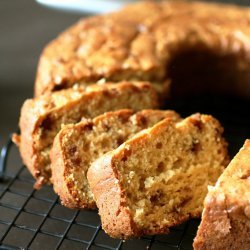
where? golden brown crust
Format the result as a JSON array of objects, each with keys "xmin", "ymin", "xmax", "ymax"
[
  {"xmin": 35, "ymin": 1, "xmax": 250, "ymax": 97},
  {"xmin": 50, "ymin": 131, "xmax": 77, "ymax": 207},
  {"xmin": 17, "ymin": 82, "xmax": 159, "ymax": 188},
  {"xmin": 51, "ymin": 109, "xmax": 180, "ymax": 209},
  {"xmin": 88, "ymin": 114, "xmax": 229, "ymax": 238},
  {"xmin": 19, "ymin": 98, "xmax": 46, "ymax": 187},
  {"xmin": 193, "ymin": 140, "xmax": 250, "ymax": 250},
  {"xmin": 88, "ymin": 151, "xmax": 140, "ymax": 238}
]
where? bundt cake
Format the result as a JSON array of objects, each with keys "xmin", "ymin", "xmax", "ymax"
[
  {"xmin": 13, "ymin": 0, "xmax": 250, "ymax": 244},
  {"xmin": 193, "ymin": 140, "xmax": 250, "ymax": 250},
  {"xmin": 87, "ymin": 114, "xmax": 229, "ymax": 238},
  {"xmin": 14, "ymin": 82, "xmax": 158, "ymax": 188},
  {"xmin": 35, "ymin": 1, "xmax": 250, "ymax": 98},
  {"xmin": 50, "ymin": 109, "xmax": 180, "ymax": 209}
]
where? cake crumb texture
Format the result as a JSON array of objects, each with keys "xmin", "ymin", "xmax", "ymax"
[
  {"xmin": 88, "ymin": 113, "xmax": 229, "ymax": 238},
  {"xmin": 51, "ymin": 109, "xmax": 180, "ymax": 209}
]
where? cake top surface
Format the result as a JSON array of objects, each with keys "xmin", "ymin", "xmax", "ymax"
[{"xmin": 35, "ymin": 0, "xmax": 250, "ymax": 95}]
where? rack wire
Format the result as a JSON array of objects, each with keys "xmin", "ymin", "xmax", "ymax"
[{"xmin": 0, "ymin": 96, "xmax": 249, "ymax": 249}]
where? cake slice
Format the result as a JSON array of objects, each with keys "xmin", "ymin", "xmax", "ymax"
[
  {"xmin": 51, "ymin": 109, "xmax": 180, "ymax": 209},
  {"xmin": 193, "ymin": 140, "xmax": 250, "ymax": 250},
  {"xmin": 14, "ymin": 81, "xmax": 158, "ymax": 188},
  {"xmin": 87, "ymin": 114, "xmax": 229, "ymax": 238}
]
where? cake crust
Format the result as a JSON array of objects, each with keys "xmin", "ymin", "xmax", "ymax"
[{"xmin": 193, "ymin": 140, "xmax": 250, "ymax": 250}]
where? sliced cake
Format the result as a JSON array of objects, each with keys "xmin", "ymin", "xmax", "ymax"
[
  {"xmin": 193, "ymin": 140, "xmax": 250, "ymax": 250},
  {"xmin": 14, "ymin": 82, "xmax": 158, "ymax": 188},
  {"xmin": 51, "ymin": 109, "xmax": 180, "ymax": 209},
  {"xmin": 87, "ymin": 114, "xmax": 229, "ymax": 238}
]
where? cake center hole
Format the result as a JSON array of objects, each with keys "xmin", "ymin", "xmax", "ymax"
[{"xmin": 167, "ymin": 48, "xmax": 245, "ymax": 98}]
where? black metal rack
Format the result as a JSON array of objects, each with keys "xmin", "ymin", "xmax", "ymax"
[{"xmin": 0, "ymin": 96, "xmax": 249, "ymax": 249}]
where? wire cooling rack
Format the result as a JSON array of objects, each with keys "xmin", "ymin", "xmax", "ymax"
[{"xmin": 0, "ymin": 96, "xmax": 249, "ymax": 249}]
